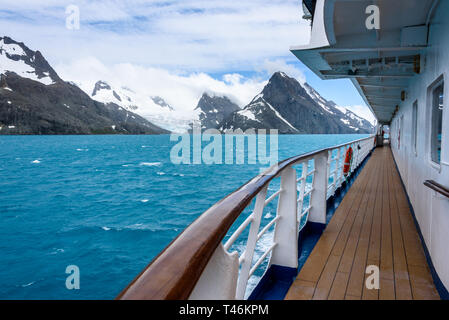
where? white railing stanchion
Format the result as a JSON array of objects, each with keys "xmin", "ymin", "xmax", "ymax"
[
  {"xmin": 297, "ymin": 162, "xmax": 308, "ymax": 226},
  {"xmin": 336, "ymin": 147, "xmax": 342, "ymax": 188},
  {"xmin": 333, "ymin": 148, "xmax": 341, "ymax": 194},
  {"xmin": 270, "ymin": 165, "xmax": 298, "ymax": 269},
  {"xmin": 351, "ymin": 143, "xmax": 358, "ymax": 173},
  {"xmin": 326, "ymin": 150, "xmax": 332, "ymax": 197},
  {"xmin": 235, "ymin": 185, "xmax": 268, "ymax": 299},
  {"xmin": 340, "ymin": 146, "xmax": 347, "ymax": 184},
  {"xmin": 308, "ymin": 151, "xmax": 328, "ymax": 224},
  {"xmin": 189, "ymin": 244, "xmax": 239, "ymax": 300}
]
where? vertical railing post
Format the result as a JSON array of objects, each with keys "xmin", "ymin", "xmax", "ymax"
[
  {"xmin": 333, "ymin": 148, "xmax": 340, "ymax": 195},
  {"xmin": 309, "ymin": 150, "xmax": 328, "ymax": 224},
  {"xmin": 361, "ymin": 141, "xmax": 366, "ymax": 160},
  {"xmin": 297, "ymin": 161, "xmax": 308, "ymax": 229},
  {"xmin": 326, "ymin": 150, "xmax": 332, "ymax": 189},
  {"xmin": 270, "ymin": 165, "xmax": 298, "ymax": 269},
  {"xmin": 235, "ymin": 185, "xmax": 268, "ymax": 299},
  {"xmin": 356, "ymin": 143, "xmax": 361, "ymax": 167},
  {"xmin": 336, "ymin": 147, "xmax": 343, "ymax": 189},
  {"xmin": 189, "ymin": 245, "xmax": 239, "ymax": 300},
  {"xmin": 341, "ymin": 145, "xmax": 348, "ymax": 183},
  {"xmin": 351, "ymin": 143, "xmax": 358, "ymax": 173}
]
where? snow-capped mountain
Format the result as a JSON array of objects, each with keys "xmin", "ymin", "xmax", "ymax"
[
  {"xmin": 88, "ymin": 80, "xmax": 189, "ymax": 132},
  {"xmin": 0, "ymin": 36, "xmax": 168, "ymax": 134},
  {"xmin": 77, "ymin": 70, "xmax": 373, "ymax": 135},
  {"xmin": 219, "ymin": 72, "xmax": 374, "ymax": 134},
  {"xmin": 151, "ymin": 96, "xmax": 174, "ymax": 111},
  {"xmin": 219, "ymin": 94, "xmax": 299, "ymax": 133},
  {"xmin": 0, "ymin": 36, "xmax": 373, "ymax": 135},
  {"xmin": 0, "ymin": 36, "xmax": 60, "ymax": 85},
  {"xmin": 303, "ymin": 83, "xmax": 373, "ymax": 132},
  {"xmin": 195, "ymin": 93, "xmax": 240, "ymax": 129}
]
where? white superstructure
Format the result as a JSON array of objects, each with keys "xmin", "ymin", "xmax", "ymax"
[{"xmin": 292, "ymin": 0, "xmax": 449, "ymax": 292}]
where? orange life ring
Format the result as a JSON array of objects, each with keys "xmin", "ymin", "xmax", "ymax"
[{"xmin": 343, "ymin": 147, "xmax": 353, "ymax": 176}]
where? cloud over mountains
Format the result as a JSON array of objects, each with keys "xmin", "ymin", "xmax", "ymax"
[{"xmin": 1, "ymin": 0, "xmax": 311, "ymax": 72}]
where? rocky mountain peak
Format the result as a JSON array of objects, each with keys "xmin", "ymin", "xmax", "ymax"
[
  {"xmin": 92, "ymin": 80, "xmax": 111, "ymax": 94},
  {"xmin": 196, "ymin": 93, "xmax": 240, "ymax": 113},
  {"xmin": 261, "ymin": 71, "xmax": 311, "ymax": 106},
  {"xmin": 0, "ymin": 36, "xmax": 61, "ymax": 85},
  {"xmin": 218, "ymin": 71, "xmax": 374, "ymax": 134},
  {"xmin": 194, "ymin": 92, "xmax": 241, "ymax": 129},
  {"xmin": 151, "ymin": 96, "xmax": 173, "ymax": 110},
  {"xmin": 91, "ymin": 80, "xmax": 123, "ymax": 103}
]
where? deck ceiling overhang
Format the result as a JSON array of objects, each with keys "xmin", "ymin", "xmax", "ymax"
[{"xmin": 291, "ymin": 0, "xmax": 437, "ymax": 125}]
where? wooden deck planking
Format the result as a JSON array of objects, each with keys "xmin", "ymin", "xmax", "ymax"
[
  {"xmin": 342, "ymin": 154, "xmax": 380, "ymax": 299},
  {"xmin": 285, "ymin": 147, "xmax": 440, "ymax": 300},
  {"xmin": 344, "ymin": 153, "xmax": 380, "ymax": 299},
  {"xmin": 361, "ymin": 150, "xmax": 385, "ymax": 300},
  {"xmin": 387, "ymin": 157, "xmax": 413, "ymax": 300},
  {"xmin": 328, "ymin": 154, "xmax": 382, "ymax": 300},
  {"xmin": 389, "ymin": 153, "xmax": 440, "ymax": 300},
  {"xmin": 312, "ymin": 165, "xmax": 375, "ymax": 300},
  {"xmin": 379, "ymin": 156, "xmax": 395, "ymax": 300},
  {"xmin": 292, "ymin": 154, "xmax": 375, "ymax": 285}
]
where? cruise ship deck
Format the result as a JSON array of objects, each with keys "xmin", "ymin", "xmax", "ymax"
[
  {"xmin": 286, "ymin": 146, "xmax": 440, "ymax": 300},
  {"xmin": 119, "ymin": 0, "xmax": 449, "ymax": 300}
]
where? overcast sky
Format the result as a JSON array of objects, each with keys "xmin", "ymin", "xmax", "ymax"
[{"xmin": 0, "ymin": 0, "xmax": 375, "ymax": 123}]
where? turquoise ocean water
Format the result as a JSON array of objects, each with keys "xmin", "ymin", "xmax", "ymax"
[{"xmin": 0, "ymin": 134, "xmax": 368, "ymax": 299}]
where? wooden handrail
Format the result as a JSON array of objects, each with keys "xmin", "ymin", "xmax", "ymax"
[
  {"xmin": 116, "ymin": 135, "xmax": 374, "ymax": 300},
  {"xmin": 424, "ymin": 180, "xmax": 449, "ymax": 198}
]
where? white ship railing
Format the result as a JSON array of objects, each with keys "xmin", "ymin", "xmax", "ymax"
[{"xmin": 117, "ymin": 135, "xmax": 375, "ymax": 300}]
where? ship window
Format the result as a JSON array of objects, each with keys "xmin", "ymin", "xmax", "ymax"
[
  {"xmin": 412, "ymin": 100, "xmax": 418, "ymax": 156},
  {"xmin": 430, "ymin": 81, "xmax": 444, "ymax": 164}
]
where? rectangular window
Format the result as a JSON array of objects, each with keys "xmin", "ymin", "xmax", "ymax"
[
  {"xmin": 412, "ymin": 100, "xmax": 418, "ymax": 156},
  {"xmin": 431, "ymin": 81, "xmax": 444, "ymax": 164}
]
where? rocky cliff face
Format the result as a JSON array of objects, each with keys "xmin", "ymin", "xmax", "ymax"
[
  {"xmin": 0, "ymin": 36, "xmax": 61, "ymax": 85},
  {"xmin": 218, "ymin": 72, "xmax": 374, "ymax": 134},
  {"xmin": 218, "ymin": 94, "xmax": 299, "ymax": 133},
  {"xmin": 194, "ymin": 93, "xmax": 241, "ymax": 129}
]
